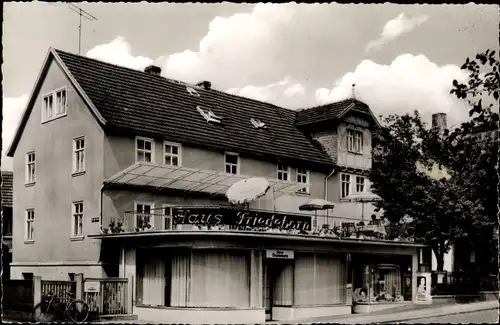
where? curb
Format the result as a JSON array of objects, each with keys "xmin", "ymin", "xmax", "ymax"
[{"xmin": 376, "ymin": 306, "xmax": 499, "ymax": 324}]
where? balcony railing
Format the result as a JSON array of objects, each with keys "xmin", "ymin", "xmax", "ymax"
[{"xmin": 101, "ymin": 206, "xmax": 416, "ymax": 243}]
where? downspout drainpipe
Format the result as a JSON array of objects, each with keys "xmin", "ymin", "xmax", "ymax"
[
  {"xmin": 99, "ymin": 184, "xmax": 105, "ymax": 234},
  {"xmin": 325, "ymin": 168, "xmax": 335, "ymax": 225}
]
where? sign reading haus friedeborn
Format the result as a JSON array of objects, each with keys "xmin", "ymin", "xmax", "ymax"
[{"xmin": 172, "ymin": 207, "xmax": 312, "ymax": 231}]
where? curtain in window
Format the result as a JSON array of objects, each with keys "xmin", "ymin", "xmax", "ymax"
[
  {"xmin": 142, "ymin": 259, "xmax": 165, "ymax": 306},
  {"xmin": 273, "ymin": 262, "xmax": 293, "ymax": 306},
  {"xmin": 295, "ymin": 254, "xmax": 346, "ymax": 305},
  {"xmin": 385, "ymin": 266, "xmax": 401, "ymax": 297},
  {"xmin": 170, "ymin": 254, "xmax": 190, "ymax": 307},
  {"xmin": 189, "ymin": 250, "xmax": 250, "ymax": 307}
]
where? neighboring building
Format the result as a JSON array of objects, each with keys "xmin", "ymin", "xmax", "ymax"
[
  {"xmin": 7, "ymin": 48, "xmax": 428, "ymax": 323},
  {"xmin": 1, "ymin": 170, "xmax": 13, "ymax": 280}
]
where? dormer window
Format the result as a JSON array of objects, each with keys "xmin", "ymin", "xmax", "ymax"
[
  {"xmin": 250, "ymin": 118, "xmax": 266, "ymax": 129},
  {"xmin": 197, "ymin": 106, "xmax": 222, "ymax": 124},
  {"xmin": 186, "ymin": 86, "xmax": 200, "ymax": 97}
]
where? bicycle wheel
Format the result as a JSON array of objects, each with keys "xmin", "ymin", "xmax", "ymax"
[
  {"xmin": 66, "ymin": 299, "xmax": 90, "ymax": 323},
  {"xmin": 32, "ymin": 301, "xmax": 57, "ymax": 322}
]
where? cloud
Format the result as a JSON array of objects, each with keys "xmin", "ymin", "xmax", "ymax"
[
  {"xmin": 227, "ymin": 76, "xmax": 308, "ymax": 109},
  {"xmin": 86, "ymin": 36, "xmax": 154, "ymax": 70},
  {"xmin": 163, "ymin": 3, "xmax": 297, "ymax": 87},
  {"xmin": 366, "ymin": 12, "xmax": 430, "ymax": 52},
  {"xmin": 2, "ymin": 95, "xmax": 28, "ymax": 170},
  {"xmin": 315, "ymin": 54, "xmax": 470, "ymax": 126}
]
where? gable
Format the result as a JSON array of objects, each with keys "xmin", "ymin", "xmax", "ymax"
[{"xmin": 6, "ymin": 48, "xmax": 105, "ymax": 157}]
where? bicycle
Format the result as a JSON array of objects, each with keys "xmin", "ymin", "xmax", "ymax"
[{"xmin": 32, "ymin": 289, "xmax": 90, "ymax": 323}]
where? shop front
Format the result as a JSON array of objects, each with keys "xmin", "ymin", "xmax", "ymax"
[{"xmin": 92, "ymin": 206, "xmax": 425, "ymax": 323}]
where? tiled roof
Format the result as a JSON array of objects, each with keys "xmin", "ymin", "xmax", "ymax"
[
  {"xmin": 55, "ymin": 50, "xmax": 333, "ymax": 167},
  {"xmin": 1, "ymin": 171, "xmax": 13, "ymax": 207},
  {"xmin": 295, "ymin": 98, "xmax": 371, "ymax": 126}
]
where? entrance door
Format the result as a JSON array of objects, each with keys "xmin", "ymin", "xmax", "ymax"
[{"xmin": 264, "ymin": 259, "xmax": 292, "ymax": 321}]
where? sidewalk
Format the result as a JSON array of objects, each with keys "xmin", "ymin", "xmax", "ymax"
[{"xmin": 276, "ymin": 300, "xmax": 499, "ymax": 324}]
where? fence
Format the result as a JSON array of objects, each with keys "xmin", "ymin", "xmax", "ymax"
[
  {"xmin": 41, "ymin": 280, "xmax": 77, "ymax": 306},
  {"xmin": 431, "ymin": 272, "xmax": 499, "ymax": 295},
  {"xmin": 83, "ymin": 278, "xmax": 129, "ymax": 315},
  {"xmin": 3, "ymin": 280, "xmax": 34, "ymax": 321}
]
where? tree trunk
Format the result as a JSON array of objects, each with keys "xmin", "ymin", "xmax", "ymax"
[{"xmin": 433, "ymin": 244, "xmax": 445, "ymax": 271}]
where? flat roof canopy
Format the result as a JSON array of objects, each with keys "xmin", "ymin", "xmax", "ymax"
[{"xmin": 105, "ymin": 163, "xmax": 304, "ymax": 198}]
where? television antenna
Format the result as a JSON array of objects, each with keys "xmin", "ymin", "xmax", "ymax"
[{"xmin": 68, "ymin": 4, "xmax": 98, "ymax": 55}]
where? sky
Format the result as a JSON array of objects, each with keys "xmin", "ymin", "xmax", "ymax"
[{"xmin": 2, "ymin": 2, "xmax": 499, "ymax": 170}]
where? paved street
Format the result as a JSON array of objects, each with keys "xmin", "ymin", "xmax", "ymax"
[{"xmin": 402, "ymin": 309, "xmax": 499, "ymax": 324}]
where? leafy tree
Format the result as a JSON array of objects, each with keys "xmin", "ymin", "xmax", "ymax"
[{"xmin": 370, "ymin": 112, "xmax": 466, "ymax": 271}]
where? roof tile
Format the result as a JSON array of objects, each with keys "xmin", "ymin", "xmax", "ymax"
[{"xmin": 55, "ymin": 49, "xmax": 333, "ymax": 167}]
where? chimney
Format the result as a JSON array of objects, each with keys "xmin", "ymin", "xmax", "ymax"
[
  {"xmin": 144, "ymin": 65, "xmax": 161, "ymax": 76},
  {"xmin": 196, "ymin": 81, "xmax": 212, "ymax": 90},
  {"xmin": 432, "ymin": 113, "xmax": 447, "ymax": 137}
]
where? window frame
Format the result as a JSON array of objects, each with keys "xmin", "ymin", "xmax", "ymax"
[
  {"xmin": 277, "ymin": 163, "xmax": 291, "ymax": 182},
  {"xmin": 163, "ymin": 141, "xmax": 182, "ymax": 167},
  {"xmin": 73, "ymin": 137, "xmax": 86, "ymax": 174},
  {"xmin": 41, "ymin": 86, "xmax": 68, "ymax": 123},
  {"xmin": 355, "ymin": 176, "xmax": 365, "ymax": 193},
  {"xmin": 25, "ymin": 152, "xmax": 36, "ymax": 185},
  {"xmin": 224, "ymin": 152, "xmax": 240, "ymax": 175},
  {"xmin": 25, "ymin": 209, "xmax": 35, "ymax": 242},
  {"xmin": 162, "ymin": 204, "xmax": 174, "ymax": 230},
  {"xmin": 71, "ymin": 201, "xmax": 84, "ymax": 238},
  {"xmin": 296, "ymin": 167, "xmax": 310, "ymax": 194},
  {"xmin": 134, "ymin": 201, "xmax": 155, "ymax": 229},
  {"xmin": 340, "ymin": 173, "xmax": 351, "ymax": 199},
  {"xmin": 135, "ymin": 136, "xmax": 155, "ymax": 164},
  {"xmin": 346, "ymin": 129, "xmax": 363, "ymax": 154}
]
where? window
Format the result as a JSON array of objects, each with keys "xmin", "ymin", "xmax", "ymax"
[
  {"xmin": 277, "ymin": 164, "xmax": 290, "ymax": 182},
  {"xmin": 73, "ymin": 137, "xmax": 85, "ymax": 173},
  {"xmin": 356, "ymin": 176, "xmax": 365, "ymax": 192},
  {"xmin": 42, "ymin": 88, "xmax": 67, "ymax": 122},
  {"xmin": 296, "ymin": 168, "xmax": 309, "ymax": 193},
  {"xmin": 341, "ymin": 174, "xmax": 351, "ymax": 198},
  {"xmin": 136, "ymin": 137, "xmax": 154, "ymax": 163},
  {"xmin": 186, "ymin": 86, "xmax": 200, "ymax": 97},
  {"xmin": 43, "ymin": 94, "xmax": 54, "ymax": 120},
  {"xmin": 164, "ymin": 142, "xmax": 181, "ymax": 167},
  {"xmin": 162, "ymin": 205, "xmax": 173, "ymax": 230},
  {"xmin": 25, "ymin": 209, "xmax": 35, "ymax": 241},
  {"xmin": 138, "ymin": 250, "xmax": 251, "ymax": 307},
  {"xmin": 197, "ymin": 106, "xmax": 222, "ymax": 124},
  {"xmin": 26, "ymin": 152, "xmax": 36, "ymax": 184},
  {"xmin": 136, "ymin": 203, "xmax": 154, "ymax": 230},
  {"xmin": 347, "ymin": 129, "xmax": 363, "ymax": 153},
  {"xmin": 23, "ymin": 273, "xmax": 34, "ymax": 280},
  {"xmin": 225, "ymin": 153, "xmax": 239, "ymax": 174},
  {"xmin": 56, "ymin": 89, "xmax": 67, "ymax": 114},
  {"xmin": 250, "ymin": 118, "xmax": 266, "ymax": 129},
  {"xmin": 72, "ymin": 202, "xmax": 84, "ymax": 237}
]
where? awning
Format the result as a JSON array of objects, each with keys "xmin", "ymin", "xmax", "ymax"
[{"xmin": 104, "ymin": 163, "xmax": 304, "ymax": 199}]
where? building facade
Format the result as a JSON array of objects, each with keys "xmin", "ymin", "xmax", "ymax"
[
  {"xmin": 2, "ymin": 170, "xmax": 13, "ymax": 280},
  {"xmin": 7, "ymin": 48, "xmax": 428, "ymax": 322}
]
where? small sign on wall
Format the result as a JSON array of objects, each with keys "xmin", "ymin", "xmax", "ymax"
[
  {"xmin": 84, "ymin": 281, "xmax": 100, "ymax": 293},
  {"xmin": 415, "ymin": 272, "xmax": 432, "ymax": 304},
  {"xmin": 266, "ymin": 249, "xmax": 294, "ymax": 259},
  {"xmin": 91, "ymin": 217, "xmax": 99, "ymax": 223}
]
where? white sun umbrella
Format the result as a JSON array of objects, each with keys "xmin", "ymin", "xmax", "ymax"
[
  {"xmin": 226, "ymin": 177, "xmax": 271, "ymax": 206},
  {"xmin": 343, "ymin": 192, "xmax": 382, "ymax": 225},
  {"xmin": 299, "ymin": 198, "xmax": 335, "ymax": 229}
]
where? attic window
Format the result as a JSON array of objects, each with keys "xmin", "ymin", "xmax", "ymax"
[
  {"xmin": 250, "ymin": 118, "xmax": 266, "ymax": 129},
  {"xmin": 186, "ymin": 86, "xmax": 200, "ymax": 97},
  {"xmin": 197, "ymin": 106, "xmax": 222, "ymax": 124}
]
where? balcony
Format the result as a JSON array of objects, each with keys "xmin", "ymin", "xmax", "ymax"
[{"xmin": 100, "ymin": 206, "xmax": 418, "ymax": 244}]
